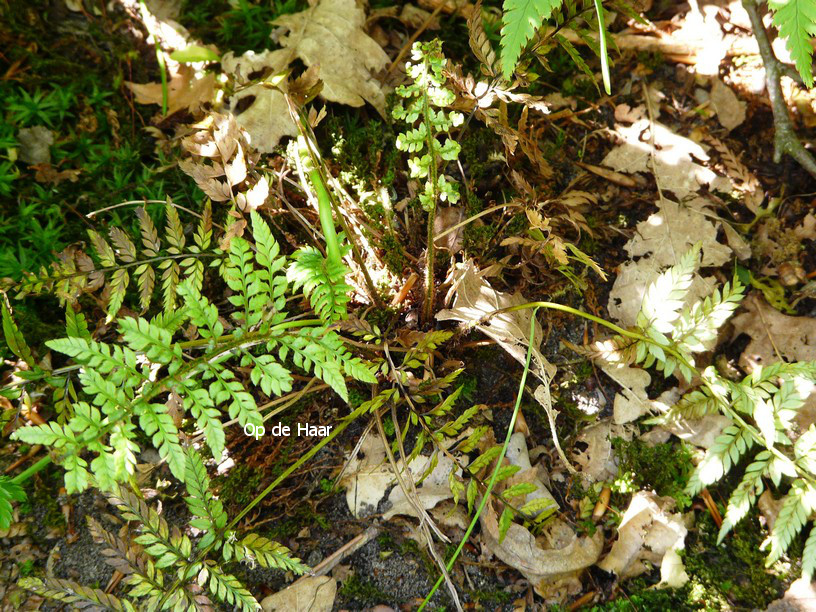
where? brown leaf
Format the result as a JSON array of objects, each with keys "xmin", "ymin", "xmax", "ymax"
[{"xmin": 126, "ymin": 66, "xmax": 215, "ymax": 116}]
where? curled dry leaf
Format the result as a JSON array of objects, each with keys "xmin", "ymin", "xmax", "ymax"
[
  {"xmin": 178, "ymin": 112, "xmax": 269, "ymax": 211},
  {"xmin": 261, "ymin": 576, "xmax": 336, "ymax": 612},
  {"xmin": 436, "ymin": 260, "xmax": 556, "ymax": 390},
  {"xmin": 481, "ymin": 504, "xmax": 604, "ymax": 603},
  {"xmin": 597, "ymin": 491, "xmax": 689, "ymax": 588},
  {"xmin": 571, "ymin": 420, "xmax": 633, "ymax": 482},
  {"xmin": 127, "ymin": 65, "xmax": 216, "ymax": 116}
]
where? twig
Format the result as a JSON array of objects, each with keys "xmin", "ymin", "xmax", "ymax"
[
  {"xmin": 309, "ymin": 525, "xmax": 380, "ymax": 576},
  {"xmin": 742, "ymin": 0, "xmax": 816, "ymax": 179}
]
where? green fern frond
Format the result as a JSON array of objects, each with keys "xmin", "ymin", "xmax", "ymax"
[
  {"xmin": 686, "ymin": 424, "xmax": 753, "ymax": 496},
  {"xmin": 768, "ymin": 478, "xmax": 816, "ymax": 564},
  {"xmin": 637, "ymin": 243, "xmax": 700, "ymax": 335},
  {"xmin": 500, "ymin": 0, "xmax": 564, "ymax": 77},
  {"xmin": 184, "ymin": 449, "xmax": 227, "ymax": 548},
  {"xmin": 287, "ymin": 246, "xmax": 351, "ymax": 323},
  {"xmin": 717, "ymin": 451, "xmax": 771, "ymax": 542},
  {"xmin": 201, "ymin": 564, "xmax": 260, "ymax": 612},
  {"xmin": 235, "ymin": 533, "xmax": 310, "ymax": 574},
  {"xmin": 0, "ymin": 476, "xmax": 25, "ymax": 530},
  {"xmin": 769, "ymin": 0, "xmax": 816, "ymax": 87}
]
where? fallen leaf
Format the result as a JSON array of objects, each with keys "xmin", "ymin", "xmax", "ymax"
[
  {"xmin": 340, "ymin": 434, "xmax": 391, "ymax": 518},
  {"xmin": 571, "ymin": 420, "xmax": 633, "ymax": 482},
  {"xmin": 660, "ymin": 413, "xmax": 731, "ymax": 449},
  {"xmin": 597, "ymin": 491, "xmax": 688, "ymax": 587},
  {"xmin": 767, "ymin": 577, "xmax": 816, "ymax": 612},
  {"xmin": 710, "ymin": 78, "xmax": 746, "ymax": 131},
  {"xmin": 17, "ymin": 126, "xmax": 54, "ymax": 165},
  {"xmin": 730, "ymin": 293, "xmax": 816, "ymax": 369},
  {"xmin": 383, "ymin": 453, "xmax": 460, "ymax": 520},
  {"xmin": 433, "ymin": 206, "xmax": 464, "ymax": 253},
  {"xmin": 608, "ymin": 197, "xmax": 732, "ymax": 328},
  {"xmin": 272, "ymin": 0, "xmax": 390, "ymax": 114},
  {"xmin": 261, "ymin": 576, "xmax": 336, "ymax": 612},
  {"xmin": 127, "ymin": 65, "xmax": 216, "ymax": 116},
  {"xmin": 32, "ymin": 164, "xmax": 81, "ymax": 185},
  {"xmin": 602, "ymin": 119, "xmax": 732, "ymax": 199},
  {"xmin": 481, "ymin": 505, "xmax": 604, "ymax": 603},
  {"xmin": 437, "ymin": 260, "xmax": 556, "ymax": 388}
]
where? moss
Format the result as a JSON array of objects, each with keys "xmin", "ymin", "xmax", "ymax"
[
  {"xmin": 612, "ymin": 438, "xmax": 693, "ymax": 510},
  {"xmin": 323, "ymin": 116, "xmax": 399, "ymax": 187},
  {"xmin": 264, "ymin": 505, "xmax": 329, "ymax": 540},
  {"xmin": 681, "ymin": 511, "xmax": 790, "ymax": 609},
  {"xmin": 469, "ymin": 587, "xmax": 511, "ymax": 605},
  {"xmin": 338, "ymin": 574, "xmax": 395, "ymax": 606},
  {"xmin": 20, "ymin": 469, "xmax": 65, "ymax": 531},
  {"xmin": 380, "ymin": 232, "xmax": 408, "ymax": 274},
  {"xmin": 588, "ymin": 577, "xmax": 695, "ymax": 611},
  {"xmin": 214, "ymin": 464, "xmax": 263, "ymax": 509}
]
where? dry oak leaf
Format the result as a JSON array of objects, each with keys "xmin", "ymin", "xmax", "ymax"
[
  {"xmin": 571, "ymin": 420, "xmax": 634, "ymax": 482},
  {"xmin": 437, "ymin": 260, "xmax": 556, "ymax": 387},
  {"xmin": 602, "ymin": 119, "xmax": 732, "ymax": 199},
  {"xmin": 730, "ymin": 293, "xmax": 816, "ymax": 369},
  {"xmin": 261, "ymin": 576, "xmax": 336, "ymax": 612},
  {"xmin": 126, "ymin": 65, "xmax": 216, "ymax": 116},
  {"xmin": 481, "ymin": 505, "xmax": 603, "ymax": 604},
  {"xmin": 597, "ymin": 490, "xmax": 689, "ymax": 588},
  {"xmin": 272, "ymin": 0, "xmax": 390, "ymax": 115},
  {"xmin": 710, "ymin": 78, "xmax": 746, "ymax": 132},
  {"xmin": 608, "ymin": 197, "xmax": 732, "ymax": 328}
]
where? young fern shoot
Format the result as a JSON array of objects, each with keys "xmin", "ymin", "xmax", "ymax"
[{"xmin": 393, "ymin": 40, "xmax": 463, "ymax": 324}]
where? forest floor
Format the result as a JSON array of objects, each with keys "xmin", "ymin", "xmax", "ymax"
[{"xmin": 1, "ymin": 0, "xmax": 816, "ymax": 610}]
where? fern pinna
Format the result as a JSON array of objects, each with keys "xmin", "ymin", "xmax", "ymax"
[
  {"xmin": 13, "ymin": 199, "xmax": 215, "ymax": 321},
  {"xmin": 8, "ymin": 211, "xmax": 375, "ymax": 494},
  {"xmin": 587, "ymin": 244, "xmax": 816, "ymax": 577},
  {"xmin": 19, "ymin": 449, "xmax": 308, "ymax": 611}
]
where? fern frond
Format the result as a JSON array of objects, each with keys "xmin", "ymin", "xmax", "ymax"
[
  {"xmin": 235, "ymin": 533, "xmax": 310, "ymax": 574},
  {"xmin": 200, "ymin": 564, "xmax": 260, "ymax": 612},
  {"xmin": 767, "ymin": 478, "xmax": 816, "ymax": 565},
  {"xmin": 287, "ymin": 246, "xmax": 351, "ymax": 323},
  {"xmin": 769, "ymin": 0, "xmax": 816, "ymax": 87},
  {"xmin": 686, "ymin": 424, "xmax": 753, "ymax": 496},
  {"xmin": 0, "ymin": 476, "xmax": 25, "ymax": 530},
  {"xmin": 500, "ymin": 0, "xmax": 564, "ymax": 77},
  {"xmin": 18, "ymin": 577, "xmax": 137, "ymax": 612},
  {"xmin": 637, "ymin": 243, "xmax": 700, "ymax": 335},
  {"xmin": 718, "ymin": 451, "xmax": 771, "ymax": 542},
  {"xmin": 184, "ymin": 449, "xmax": 228, "ymax": 549},
  {"xmin": 135, "ymin": 402, "xmax": 186, "ymax": 481}
]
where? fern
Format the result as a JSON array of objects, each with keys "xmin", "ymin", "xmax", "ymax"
[
  {"xmin": 287, "ymin": 246, "xmax": 352, "ymax": 323},
  {"xmin": 769, "ymin": 0, "xmax": 816, "ymax": 87},
  {"xmin": 581, "ymin": 245, "xmax": 816, "ymax": 574},
  {"xmin": 500, "ymin": 0, "xmax": 563, "ymax": 77},
  {"xmin": 0, "ymin": 477, "xmax": 25, "ymax": 530},
  {"xmin": 20, "ymin": 450, "xmax": 306, "ymax": 611},
  {"xmin": 15, "ymin": 200, "xmax": 214, "ymax": 319},
  {"xmin": 6, "ymin": 212, "xmax": 376, "ymax": 494}
]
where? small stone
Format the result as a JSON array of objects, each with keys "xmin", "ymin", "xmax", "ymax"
[{"xmin": 17, "ymin": 126, "xmax": 54, "ymax": 165}]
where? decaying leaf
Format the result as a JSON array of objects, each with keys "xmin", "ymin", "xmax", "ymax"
[
  {"xmin": 178, "ymin": 112, "xmax": 269, "ymax": 211},
  {"xmin": 731, "ymin": 293, "xmax": 816, "ymax": 369},
  {"xmin": 597, "ymin": 491, "xmax": 688, "ymax": 588},
  {"xmin": 437, "ymin": 260, "xmax": 556, "ymax": 389},
  {"xmin": 17, "ymin": 126, "xmax": 54, "ymax": 165},
  {"xmin": 571, "ymin": 420, "xmax": 633, "ymax": 482},
  {"xmin": 127, "ymin": 65, "xmax": 216, "ymax": 116},
  {"xmin": 608, "ymin": 197, "xmax": 732, "ymax": 328},
  {"xmin": 340, "ymin": 434, "xmax": 391, "ymax": 518},
  {"xmin": 383, "ymin": 453, "xmax": 460, "ymax": 520},
  {"xmin": 602, "ymin": 119, "xmax": 732, "ymax": 199},
  {"xmin": 710, "ymin": 78, "xmax": 746, "ymax": 132},
  {"xmin": 261, "ymin": 576, "xmax": 336, "ymax": 612},
  {"xmin": 272, "ymin": 0, "xmax": 389, "ymax": 114},
  {"xmin": 481, "ymin": 504, "xmax": 604, "ymax": 603}
]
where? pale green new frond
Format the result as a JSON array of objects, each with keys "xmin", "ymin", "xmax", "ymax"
[
  {"xmin": 237, "ymin": 533, "xmax": 310, "ymax": 574},
  {"xmin": 184, "ymin": 388, "xmax": 225, "ymax": 459},
  {"xmin": 500, "ymin": 0, "xmax": 563, "ymax": 77},
  {"xmin": 803, "ymin": 524, "xmax": 816, "ymax": 580},
  {"xmin": 184, "ymin": 450, "xmax": 227, "ymax": 546},
  {"xmin": 769, "ymin": 0, "xmax": 816, "ymax": 87},
  {"xmin": 637, "ymin": 243, "xmax": 700, "ymax": 334},
  {"xmin": 717, "ymin": 451, "xmax": 771, "ymax": 542},
  {"xmin": 686, "ymin": 424, "xmax": 752, "ymax": 496},
  {"xmin": 287, "ymin": 246, "xmax": 351, "ymax": 323},
  {"xmin": 119, "ymin": 317, "xmax": 180, "ymax": 365}
]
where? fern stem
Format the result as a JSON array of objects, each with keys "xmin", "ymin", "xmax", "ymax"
[
  {"xmin": 420, "ymin": 308, "xmax": 539, "ymax": 610},
  {"xmin": 421, "ymin": 74, "xmax": 439, "ymax": 326},
  {"xmin": 9, "ymin": 455, "xmax": 51, "ymax": 485},
  {"xmin": 308, "ymin": 168, "xmax": 343, "ymax": 269}
]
